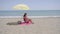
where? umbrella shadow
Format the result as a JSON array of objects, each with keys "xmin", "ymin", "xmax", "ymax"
[{"xmin": 7, "ymin": 21, "xmax": 21, "ymax": 25}]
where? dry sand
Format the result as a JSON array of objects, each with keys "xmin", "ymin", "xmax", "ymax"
[{"xmin": 0, "ymin": 17, "xmax": 60, "ymax": 34}]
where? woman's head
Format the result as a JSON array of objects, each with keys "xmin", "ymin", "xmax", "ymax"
[{"xmin": 23, "ymin": 13, "xmax": 27, "ymax": 17}]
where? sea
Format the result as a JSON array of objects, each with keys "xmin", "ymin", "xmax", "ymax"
[{"xmin": 0, "ymin": 10, "xmax": 60, "ymax": 18}]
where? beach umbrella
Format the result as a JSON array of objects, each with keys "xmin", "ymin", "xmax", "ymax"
[{"xmin": 13, "ymin": 4, "xmax": 30, "ymax": 10}]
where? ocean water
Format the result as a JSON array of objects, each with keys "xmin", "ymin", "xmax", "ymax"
[{"xmin": 0, "ymin": 10, "xmax": 60, "ymax": 16}]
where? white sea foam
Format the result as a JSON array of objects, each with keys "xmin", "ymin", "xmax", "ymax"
[{"xmin": 0, "ymin": 16, "xmax": 60, "ymax": 18}]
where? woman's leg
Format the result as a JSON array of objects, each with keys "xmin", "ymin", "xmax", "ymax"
[
  {"xmin": 29, "ymin": 19, "xmax": 32, "ymax": 23},
  {"xmin": 29, "ymin": 19, "xmax": 34, "ymax": 24}
]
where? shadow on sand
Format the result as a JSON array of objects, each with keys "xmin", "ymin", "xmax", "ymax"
[{"xmin": 7, "ymin": 21, "xmax": 21, "ymax": 25}]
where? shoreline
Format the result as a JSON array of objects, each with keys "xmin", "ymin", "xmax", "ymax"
[{"xmin": 0, "ymin": 16, "xmax": 60, "ymax": 18}]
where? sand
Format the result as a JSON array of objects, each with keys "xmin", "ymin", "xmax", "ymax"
[{"xmin": 0, "ymin": 17, "xmax": 60, "ymax": 34}]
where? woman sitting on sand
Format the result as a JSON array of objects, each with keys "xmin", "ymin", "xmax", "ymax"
[
  {"xmin": 18, "ymin": 13, "xmax": 33, "ymax": 24},
  {"xmin": 23, "ymin": 13, "xmax": 33, "ymax": 24}
]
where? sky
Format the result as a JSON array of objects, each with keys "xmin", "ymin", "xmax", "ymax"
[{"xmin": 0, "ymin": 0, "xmax": 60, "ymax": 10}]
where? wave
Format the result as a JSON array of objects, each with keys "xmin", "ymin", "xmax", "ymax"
[{"xmin": 0, "ymin": 16, "xmax": 60, "ymax": 18}]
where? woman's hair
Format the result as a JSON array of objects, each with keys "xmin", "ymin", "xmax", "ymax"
[{"xmin": 23, "ymin": 13, "xmax": 27, "ymax": 17}]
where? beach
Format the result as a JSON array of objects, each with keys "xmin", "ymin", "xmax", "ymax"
[{"xmin": 0, "ymin": 17, "xmax": 60, "ymax": 34}]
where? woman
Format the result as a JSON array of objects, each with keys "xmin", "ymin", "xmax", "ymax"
[{"xmin": 23, "ymin": 13, "xmax": 33, "ymax": 24}]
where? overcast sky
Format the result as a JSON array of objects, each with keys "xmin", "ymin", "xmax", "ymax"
[{"xmin": 0, "ymin": 0, "xmax": 60, "ymax": 10}]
